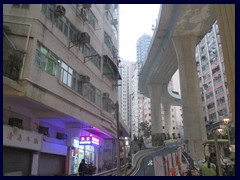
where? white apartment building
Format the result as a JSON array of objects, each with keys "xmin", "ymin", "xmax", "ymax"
[
  {"xmin": 131, "ymin": 34, "xmax": 152, "ymax": 139},
  {"xmin": 3, "ymin": 4, "xmax": 121, "ymax": 176},
  {"xmin": 195, "ymin": 21, "xmax": 232, "ymax": 132},
  {"xmin": 130, "ymin": 63, "xmax": 140, "ymax": 139},
  {"xmin": 118, "ymin": 60, "xmax": 131, "ymax": 127}
]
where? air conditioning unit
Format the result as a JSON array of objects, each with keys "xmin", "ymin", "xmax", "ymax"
[
  {"xmin": 55, "ymin": 5, "xmax": 66, "ymax": 16},
  {"xmin": 8, "ymin": 118, "xmax": 23, "ymax": 128},
  {"xmin": 111, "ymin": 19, "xmax": 118, "ymax": 25},
  {"xmin": 80, "ymin": 8, "xmax": 88, "ymax": 22},
  {"xmin": 105, "ymin": 4, "xmax": 111, "ymax": 10},
  {"xmin": 83, "ymin": 4, "xmax": 92, "ymax": 9},
  {"xmin": 80, "ymin": 75, "xmax": 90, "ymax": 83},
  {"xmin": 103, "ymin": 93, "xmax": 109, "ymax": 98},
  {"xmin": 38, "ymin": 126, "xmax": 49, "ymax": 136},
  {"xmin": 78, "ymin": 32, "xmax": 90, "ymax": 44},
  {"xmin": 56, "ymin": 133, "xmax": 67, "ymax": 139}
]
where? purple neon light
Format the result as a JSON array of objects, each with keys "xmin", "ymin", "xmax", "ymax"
[
  {"xmin": 92, "ymin": 127, "xmax": 112, "ymax": 138},
  {"xmin": 79, "ymin": 136, "xmax": 100, "ymax": 145}
]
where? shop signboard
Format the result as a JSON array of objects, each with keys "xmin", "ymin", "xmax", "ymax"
[
  {"xmin": 3, "ymin": 124, "xmax": 43, "ymax": 151},
  {"xmin": 79, "ymin": 136, "xmax": 99, "ymax": 145}
]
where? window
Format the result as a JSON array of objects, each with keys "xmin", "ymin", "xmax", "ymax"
[
  {"xmin": 69, "ymin": 24, "xmax": 78, "ymax": 42},
  {"xmin": 215, "ymin": 86, "xmax": 224, "ymax": 95},
  {"xmin": 202, "ymin": 63, "xmax": 209, "ymax": 72},
  {"xmin": 82, "ymin": 44, "xmax": 101, "ymax": 70},
  {"xmin": 60, "ymin": 62, "xmax": 73, "ymax": 87},
  {"xmin": 45, "ymin": 4, "xmax": 54, "ymax": 20},
  {"xmin": 213, "ymin": 74, "xmax": 222, "ymax": 84},
  {"xmin": 82, "ymin": 44, "xmax": 91, "ymax": 56},
  {"xmin": 12, "ymin": 4, "xmax": 30, "ymax": 9},
  {"xmin": 88, "ymin": 10, "xmax": 96, "ymax": 29},
  {"xmin": 35, "ymin": 42, "xmax": 102, "ymax": 107},
  {"xmin": 203, "ymin": 73, "xmax": 210, "ymax": 82},
  {"xmin": 212, "ymin": 65, "xmax": 220, "ymax": 74},
  {"xmin": 209, "ymin": 113, "xmax": 216, "ymax": 121},
  {"xmin": 71, "ymin": 71, "xmax": 77, "ymax": 91},
  {"xmin": 76, "ymin": 74, "xmax": 84, "ymax": 95},
  {"xmin": 41, "ymin": 5, "xmax": 78, "ymax": 42},
  {"xmin": 58, "ymin": 19, "xmax": 64, "ymax": 32},
  {"xmin": 104, "ymin": 31, "xmax": 116, "ymax": 57},
  {"xmin": 217, "ymin": 97, "xmax": 225, "ymax": 106},
  {"xmin": 83, "ymin": 83, "xmax": 95, "ymax": 103},
  {"xmin": 218, "ymin": 108, "xmax": 227, "ymax": 116},
  {"xmin": 35, "ymin": 41, "xmax": 59, "ymax": 77},
  {"xmin": 207, "ymin": 102, "xmax": 215, "ymax": 110},
  {"xmin": 206, "ymin": 92, "xmax": 213, "ymax": 100},
  {"xmin": 102, "ymin": 96, "xmax": 114, "ymax": 114}
]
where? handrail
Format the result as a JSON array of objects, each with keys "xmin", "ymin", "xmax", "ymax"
[
  {"xmin": 92, "ymin": 165, "xmax": 125, "ymax": 176},
  {"xmin": 94, "ymin": 142, "xmax": 184, "ymax": 176}
]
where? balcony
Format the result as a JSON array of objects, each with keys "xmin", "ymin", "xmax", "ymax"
[{"xmin": 3, "ymin": 29, "xmax": 24, "ymax": 82}]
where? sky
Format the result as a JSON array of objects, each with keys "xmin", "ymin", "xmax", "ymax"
[{"xmin": 119, "ymin": 4, "xmax": 161, "ymax": 62}]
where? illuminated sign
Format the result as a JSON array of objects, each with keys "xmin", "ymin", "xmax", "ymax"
[
  {"xmin": 91, "ymin": 137, "xmax": 99, "ymax": 145},
  {"xmin": 73, "ymin": 139, "xmax": 79, "ymax": 148},
  {"xmin": 79, "ymin": 136, "xmax": 99, "ymax": 145}
]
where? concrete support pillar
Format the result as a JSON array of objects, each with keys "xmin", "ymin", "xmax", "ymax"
[
  {"xmin": 148, "ymin": 84, "xmax": 164, "ymax": 146},
  {"xmin": 214, "ymin": 4, "xmax": 235, "ymax": 125},
  {"xmin": 162, "ymin": 103, "xmax": 172, "ymax": 139},
  {"xmin": 172, "ymin": 35, "xmax": 207, "ymax": 160}
]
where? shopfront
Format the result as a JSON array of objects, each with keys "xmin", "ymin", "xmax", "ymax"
[{"xmin": 70, "ymin": 135, "xmax": 100, "ymax": 175}]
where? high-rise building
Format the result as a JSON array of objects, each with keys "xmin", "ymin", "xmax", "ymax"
[
  {"xmin": 136, "ymin": 33, "xmax": 151, "ymax": 70},
  {"xmin": 130, "ymin": 34, "xmax": 152, "ymax": 140},
  {"xmin": 130, "ymin": 63, "xmax": 140, "ymax": 139},
  {"xmin": 118, "ymin": 60, "xmax": 132, "ymax": 127},
  {"xmin": 195, "ymin": 21, "xmax": 232, "ymax": 132},
  {"xmin": 3, "ymin": 4, "xmax": 121, "ymax": 176}
]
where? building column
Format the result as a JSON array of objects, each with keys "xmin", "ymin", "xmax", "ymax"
[
  {"xmin": 30, "ymin": 151, "xmax": 40, "ymax": 176},
  {"xmin": 172, "ymin": 35, "xmax": 207, "ymax": 160},
  {"xmin": 214, "ymin": 4, "xmax": 235, "ymax": 125},
  {"xmin": 148, "ymin": 84, "xmax": 164, "ymax": 146},
  {"xmin": 162, "ymin": 103, "xmax": 172, "ymax": 139}
]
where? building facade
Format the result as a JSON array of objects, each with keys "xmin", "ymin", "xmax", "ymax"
[
  {"xmin": 195, "ymin": 21, "xmax": 232, "ymax": 132},
  {"xmin": 136, "ymin": 33, "xmax": 151, "ymax": 71},
  {"xmin": 118, "ymin": 60, "xmax": 131, "ymax": 127},
  {"xmin": 130, "ymin": 34, "xmax": 152, "ymax": 140},
  {"xmin": 3, "ymin": 4, "xmax": 121, "ymax": 176}
]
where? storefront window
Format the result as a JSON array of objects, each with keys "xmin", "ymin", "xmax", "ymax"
[
  {"xmin": 71, "ymin": 143, "xmax": 96, "ymax": 174},
  {"xmin": 84, "ymin": 145, "xmax": 95, "ymax": 164}
]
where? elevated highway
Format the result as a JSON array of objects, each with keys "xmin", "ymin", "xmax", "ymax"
[
  {"xmin": 138, "ymin": 4, "xmax": 235, "ymax": 160},
  {"xmin": 139, "ymin": 4, "xmax": 216, "ymax": 105}
]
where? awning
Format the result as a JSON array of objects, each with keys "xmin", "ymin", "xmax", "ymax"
[
  {"xmin": 83, "ymin": 127, "xmax": 113, "ymax": 139},
  {"xmin": 103, "ymin": 55, "xmax": 121, "ymax": 80}
]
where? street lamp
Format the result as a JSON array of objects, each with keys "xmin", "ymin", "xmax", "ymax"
[
  {"xmin": 123, "ymin": 138, "xmax": 129, "ymax": 176},
  {"xmin": 217, "ymin": 128, "xmax": 223, "ymax": 139},
  {"xmin": 213, "ymin": 131, "xmax": 223, "ymax": 176},
  {"xmin": 223, "ymin": 118, "xmax": 231, "ymax": 145}
]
